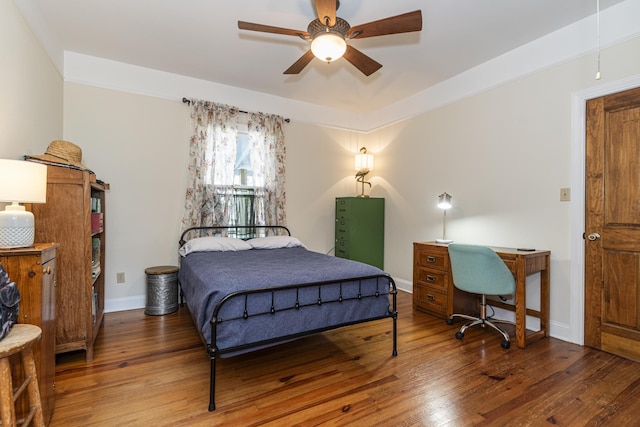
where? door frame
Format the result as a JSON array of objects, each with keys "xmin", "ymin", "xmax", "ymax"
[{"xmin": 569, "ymin": 73, "xmax": 640, "ymax": 345}]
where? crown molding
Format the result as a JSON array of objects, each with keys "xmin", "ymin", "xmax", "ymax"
[{"xmin": 15, "ymin": 0, "xmax": 640, "ymax": 132}]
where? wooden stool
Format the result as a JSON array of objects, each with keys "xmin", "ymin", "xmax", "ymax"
[{"xmin": 0, "ymin": 324, "xmax": 45, "ymax": 427}]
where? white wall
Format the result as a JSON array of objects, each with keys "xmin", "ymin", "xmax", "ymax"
[
  {"xmin": 375, "ymin": 36, "xmax": 640, "ymax": 324},
  {"xmin": 62, "ymin": 84, "xmax": 190, "ymax": 307},
  {"xmin": 285, "ymin": 123, "xmax": 367, "ymax": 252},
  {"xmin": 0, "ymin": 0, "xmax": 62, "ymax": 160}
]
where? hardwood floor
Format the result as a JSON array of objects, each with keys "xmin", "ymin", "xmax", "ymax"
[{"xmin": 50, "ymin": 291, "xmax": 640, "ymax": 426}]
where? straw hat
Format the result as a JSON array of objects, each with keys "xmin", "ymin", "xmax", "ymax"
[{"xmin": 25, "ymin": 140, "xmax": 93, "ymax": 173}]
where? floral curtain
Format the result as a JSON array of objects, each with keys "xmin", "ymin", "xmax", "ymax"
[
  {"xmin": 248, "ymin": 112, "xmax": 287, "ymax": 226},
  {"xmin": 181, "ymin": 100, "xmax": 238, "ymax": 231},
  {"xmin": 180, "ymin": 99, "xmax": 287, "ymax": 233}
]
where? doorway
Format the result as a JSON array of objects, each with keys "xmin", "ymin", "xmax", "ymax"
[
  {"xmin": 584, "ymin": 86, "xmax": 640, "ymax": 361},
  {"xmin": 568, "ymin": 75, "xmax": 640, "ymax": 348}
]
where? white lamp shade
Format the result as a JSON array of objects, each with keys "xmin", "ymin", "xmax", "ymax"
[
  {"xmin": 355, "ymin": 152, "xmax": 374, "ymax": 171},
  {"xmin": 311, "ymin": 32, "xmax": 347, "ymax": 63},
  {"xmin": 0, "ymin": 159, "xmax": 47, "ymax": 203},
  {"xmin": 437, "ymin": 192, "xmax": 452, "ymax": 210},
  {"xmin": 0, "ymin": 159, "xmax": 47, "ymax": 248}
]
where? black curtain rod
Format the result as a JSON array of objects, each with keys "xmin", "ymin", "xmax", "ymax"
[{"xmin": 182, "ymin": 97, "xmax": 290, "ymax": 123}]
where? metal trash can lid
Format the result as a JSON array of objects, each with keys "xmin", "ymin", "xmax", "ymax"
[{"xmin": 145, "ymin": 265, "xmax": 179, "ymax": 275}]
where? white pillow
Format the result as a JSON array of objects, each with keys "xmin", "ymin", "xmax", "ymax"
[
  {"xmin": 179, "ymin": 236, "xmax": 252, "ymax": 256},
  {"xmin": 247, "ymin": 236, "xmax": 306, "ymax": 249}
]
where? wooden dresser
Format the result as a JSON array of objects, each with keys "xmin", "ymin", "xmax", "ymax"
[
  {"xmin": 0, "ymin": 242, "xmax": 59, "ymax": 425},
  {"xmin": 413, "ymin": 242, "xmax": 477, "ymax": 319}
]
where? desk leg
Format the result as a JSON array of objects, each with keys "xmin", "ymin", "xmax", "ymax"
[
  {"xmin": 540, "ymin": 255, "xmax": 550, "ymax": 338},
  {"xmin": 515, "ymin": 258, "xmax": 527, "ymax": 349}
]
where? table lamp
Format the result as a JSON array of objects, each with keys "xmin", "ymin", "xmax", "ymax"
[
  {"xmin": 0, "ymin": 159, "xmax": 48, "ymax": 248},
  {"xmin": 436, "ymin": 192, "xmax": 453, "ymax": 244}
]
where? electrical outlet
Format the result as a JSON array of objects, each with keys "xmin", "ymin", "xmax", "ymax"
[
  {"xmin": 116, "ymin": 272, "xmax": 125, "ymax": 283},
  {"xmin": 560, "ymin": 187, "xmax": 571, "ymax": 202}
]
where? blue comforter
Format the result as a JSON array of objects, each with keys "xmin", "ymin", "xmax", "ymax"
[{"xmin": 178, "ymin": 247, "xmax": 392, "ymax": 355}]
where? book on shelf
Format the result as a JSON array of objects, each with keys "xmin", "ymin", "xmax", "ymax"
[
  {"xmin": 91, "ymin": 285, "xmax": 96, "ymax": 324},
  {"xmin": 91, "ymin": 238, "xmax": 101, "ymax": 278}
]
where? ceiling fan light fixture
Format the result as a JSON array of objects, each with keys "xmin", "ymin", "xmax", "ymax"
[{"xmin": 311, "ymin": 32, "xmax": 347, "ymax": 63}]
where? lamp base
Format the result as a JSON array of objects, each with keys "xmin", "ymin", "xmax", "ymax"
[
  {"xmin": 0, "ymin": 203, "xmax": 36, "ymax": 249},
  {"xmin": 435, "ymin": 239, "xmax": 453, "ymax": 244}
]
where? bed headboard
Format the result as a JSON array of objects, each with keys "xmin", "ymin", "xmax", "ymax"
[{"xmin": 179, "ymin": 225, "xmax": 291, "ymax": 246}]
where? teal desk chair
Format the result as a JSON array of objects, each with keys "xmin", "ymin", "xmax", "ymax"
[{"xmin": 447, "ymin": 243, "xmax": 516, "ymax": 349}]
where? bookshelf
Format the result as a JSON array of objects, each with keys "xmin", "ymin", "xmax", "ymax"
[{"xmin": 30, "ymin": 165, "xmax": 108, "ymax": 362}]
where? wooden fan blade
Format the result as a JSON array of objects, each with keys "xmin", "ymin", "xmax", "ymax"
[
  {"xmin": 348, "ymin": 10, "xmax": 422, "ymax": 39},
  {"xmin": 284, "ymin": 50, "xmax": 315, "ymax": 74},
  {"xmin": 315, "ymin": 0, "xmax": 337, "ymax": 27},
  {"xmin": 342, "ymin": 45, "xmax": 382, "ymax": 76},
  {"xmin": 238, "ymin": 21, "xmax": 310, "ymax": 38}
]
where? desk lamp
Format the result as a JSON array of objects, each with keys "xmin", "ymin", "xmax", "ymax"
[
  {"xmin": 0, "ymin": 159, "xmax": 48, "ymax": 248},
  {"xmin": 436, "ymin": 192, "xmax": 453, "ymax": 244}
]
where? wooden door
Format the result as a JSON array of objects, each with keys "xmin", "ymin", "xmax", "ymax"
[{"xmin": 585, "ymin": 86, "xmax": 640, "ymax": 361}]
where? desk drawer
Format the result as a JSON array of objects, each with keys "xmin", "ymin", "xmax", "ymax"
[
  {"xmin": 414, "ymin": 283, "xmax": 447, "ymax": 317},
  {"xmin": 415, "ymin": 244, "xmax": 449, "ymax": 271},
  {"xmin": 415, "ymin": 268, "xmax": 447, "ymax": 291}
]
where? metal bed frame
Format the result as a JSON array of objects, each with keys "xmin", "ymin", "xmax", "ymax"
[{"xmin": 178, "ymin": 225, "xmax": 398, "ymax": 411}]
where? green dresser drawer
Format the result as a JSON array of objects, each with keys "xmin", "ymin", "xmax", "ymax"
[{"xmin": 335, "ymin": 238, "xmax": 350, "ymax": 257}]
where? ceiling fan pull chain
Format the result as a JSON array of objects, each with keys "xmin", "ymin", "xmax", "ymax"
[{"xmin": 595, "ymin": 0, "xmax": 601, "ymax": 80}]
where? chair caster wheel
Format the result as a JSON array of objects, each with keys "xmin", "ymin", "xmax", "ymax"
[
  {"xmin": 455, "ymin": 331, "xmax": 464, "ymax": 340},
  {"xmin": 446, "ymin": 318, "xmax": 454, "ymax": 325},
  {"xmin": 501, "ymin": 340, "xmax": 511, "ymax": 349}
]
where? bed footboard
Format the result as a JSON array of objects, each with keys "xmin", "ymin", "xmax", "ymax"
[{"xmin": 206, "ymin": 274, "xmax": 397, "ymax": 411}]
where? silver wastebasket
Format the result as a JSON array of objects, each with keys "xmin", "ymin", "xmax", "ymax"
[{"xmin": 145, "ymin": 265, "xmax": 179, "ymax": 315}]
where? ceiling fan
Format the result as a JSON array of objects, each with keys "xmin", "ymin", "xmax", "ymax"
[{"xmin": 238, "ymin": 0, "xmax": 422, "ymax": 76}]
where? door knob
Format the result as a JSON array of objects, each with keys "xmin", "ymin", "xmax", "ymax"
[{"xmin": 587, "ymin": 233, "xmax": 601, "ymax": 241}]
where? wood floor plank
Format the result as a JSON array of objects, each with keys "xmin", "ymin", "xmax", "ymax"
[{"xmin": 49, "ymin": 291, "xmax": 640, "ymax": 426}]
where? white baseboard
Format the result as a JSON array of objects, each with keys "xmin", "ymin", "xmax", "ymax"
[
  {"xmin": 481, "ymin": 306, "xmax": 573, "ymax": 344},
  {"xmin": 393, "ymin": 277, "xmax": 412, "ymax": 294},
  {"xmin": 105, "ymin": 295, "xmax": 145, "ymax": 313}
]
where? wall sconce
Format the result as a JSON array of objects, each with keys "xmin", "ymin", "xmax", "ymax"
[
  {"xmin": 436, "ymin": 192, "xmax": 453, "ymax": 244},
  {"xmin": 355, "ymin": 147, "xmax": 374, "ymax": 198},
  {"xmin": 0, "ymin": 159, "xmax": 48, "ymax": 248}
]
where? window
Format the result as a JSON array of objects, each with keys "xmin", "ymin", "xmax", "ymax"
[
  {"xmin": 228, "ymin": 129, "xmax": 256, "ymax": 237},
  {"xmin": 181, "ymin": 100, "xmax": 287, "ymax": 235}
]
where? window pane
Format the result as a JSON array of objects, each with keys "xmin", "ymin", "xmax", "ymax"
[{"xmin": 235, "ymin": 132, "xmax": 253, "ymax": 186}]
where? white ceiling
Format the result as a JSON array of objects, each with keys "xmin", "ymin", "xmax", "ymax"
[{"xmin": 17, "ymin": 0, "xmax": 625, "ymax": 115}]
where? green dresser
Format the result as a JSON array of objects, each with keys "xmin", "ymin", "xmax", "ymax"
[{"xmin": 335, "ymin": 197, "xmax": 384, "ymax": 269}]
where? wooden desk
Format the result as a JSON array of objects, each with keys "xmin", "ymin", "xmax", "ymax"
[{"xmin": 413, "ymin": 242, "xmax": 550, "ymax": 349}]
